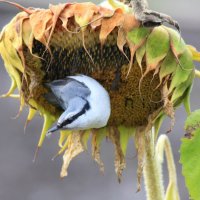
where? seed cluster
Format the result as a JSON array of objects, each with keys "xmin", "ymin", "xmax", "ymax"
[{"xmin": 23, "ymin": 26, "xmax": 163, "ymax": 127}]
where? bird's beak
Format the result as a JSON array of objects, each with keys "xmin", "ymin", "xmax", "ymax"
[{"xmin": 46, "ymin": 125, "xmax": 60, "ymax": 137}]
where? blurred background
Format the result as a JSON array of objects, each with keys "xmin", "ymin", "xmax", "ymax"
[{"xmin": 0, "ymin": 0, "xmax": 200, "ymax": 200}]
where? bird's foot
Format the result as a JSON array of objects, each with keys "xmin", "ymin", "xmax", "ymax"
[
  {"xmin": 141, "ymin": 9, "xmax": 180, "ymax": 32},
  {"xmin": 129, "ymin": 0, "xmax": 180, "ymax": 32}
]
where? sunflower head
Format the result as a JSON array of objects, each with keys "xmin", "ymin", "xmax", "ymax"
[{"xmin": 0, "ymin": 0, "xmax": 195, "ymax": 187}]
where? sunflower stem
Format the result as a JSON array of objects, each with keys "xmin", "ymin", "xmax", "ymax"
[
  {"xmin": 156, "ymin": 134, "xmax": 180, "ymax": 200},
  {"xmin": 143, "ymin": 128, "xmax": 165, "ymax": 200}
]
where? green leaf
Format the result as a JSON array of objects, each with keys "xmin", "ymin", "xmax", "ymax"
[
  {"xmin": 171, "ymin": 72, "xmax": 193, "ymax": 102},
  {"xmin": 166, "ymin": 27, "xmax": 186, "ymax": 56},
  {"xmin": 146, "ymin": 26, "xmax": 170, "ymax": 71},
  {"xmin": 159, "ymin": 50, "xmax": 178, "ymax": 81},
  {"xmin": 154, "ymin": 114, "xmax": 165, "ymax": 137},
  {"xmin": 127, "ymin": 27, "xmax": 150, "ymax": 45},
  {"xmin": 136, "ymin": 44, "xmax": 146, "ymax": 70},
  {"xmin": 180, "ymin": 110, "xmax": 200, "ymax": 200},
  {"xmin": 183, "ymin": 84, "xmax": 193, "ymax": 115},
  {"xmin": 169, "ymin": 49, "xmax": 194, "ymax": 92},
  {"xmin": 118, "ymin": 126, "xmax": 135, "ymax": 156},
  {"xmin": 184, "ymin": 109, "xmax": 200, "ymax": 130},
  {"xmin": 96, "ymin": 128, "xmax": 108, "ymax": 144}
]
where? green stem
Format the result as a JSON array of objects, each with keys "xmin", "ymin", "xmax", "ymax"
[
  {"xmin": 143, "ymin": 129, "xmax": 165, "ymax": 200},
  {"xmin": 156, "ymin": 135, "xmax": 180, "ymax": 200}
]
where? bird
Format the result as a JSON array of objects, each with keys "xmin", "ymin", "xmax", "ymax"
[{"xmin": 45, "ymin": 75, "xmax": 111, "ymax": 135}]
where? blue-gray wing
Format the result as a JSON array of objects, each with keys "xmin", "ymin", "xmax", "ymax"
[{"xmin": 44, "ymin": 77, "xmax": 91, "ymax": 110}]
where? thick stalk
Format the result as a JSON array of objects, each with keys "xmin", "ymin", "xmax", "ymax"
[{"xmin": 143, "ymin": 129, "xmax": 165, "ymax": 200}]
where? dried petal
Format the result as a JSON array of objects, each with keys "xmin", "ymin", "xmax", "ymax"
[
  {"xmin": 29, "ymin": 10, "xmax": 53, "ymax": 46},
  {"xmin": 117, "ymin": 27, "xmax": 129, "ymax": 60},
  {"xmin": 91, "ymin": 129, "xmax": 106, "ymax": 173},
  {"xmin": 60, "ymin": 132, "xmax": 84, "ymax": 177},
  {"xmin": 73, "ymin": 3, "xmax": 99, "ymax": 28},
  {"xmin": 109, "ymin": 127, "xmax": 126, "ymax": 182},
  {"xmin": 100, "ymin": 9, "xmax": 123, "ymax": 45}
]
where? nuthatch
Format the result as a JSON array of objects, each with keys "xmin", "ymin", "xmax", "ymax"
[{"xmin": 45, "ymin": 75, "xmax": 111, "ymax": 135}]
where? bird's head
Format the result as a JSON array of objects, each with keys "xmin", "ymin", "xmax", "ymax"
[{"xmin": 47, "ymin": 98, "xmax": 91, "ymax": 135}]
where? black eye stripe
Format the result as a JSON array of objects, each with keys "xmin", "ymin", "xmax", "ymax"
[{"xmin": 59, "ymin": 101, "xmax": 90, "ymax": 128}]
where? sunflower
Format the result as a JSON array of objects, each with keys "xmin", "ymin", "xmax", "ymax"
[{"xmin": 0, "ymin": 0, "xmax": 197, "ymax": 191}]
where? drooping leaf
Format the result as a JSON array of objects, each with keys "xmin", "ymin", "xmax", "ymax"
[
  {"xmin": 126, "ymin": 27, "xmax": 150, "ymax": 76},
  {"xmin": 118, "ymin": 126, "xmax": 135, "ymax": 156},
  {"xmin": 183, "ymin": 85, "xmax": 193, "ymax": 115},
  {"xmin": 169, "ymin": 48, "xmax": 194, "ymax": 92},
  {"xmin": 136, "ymin": 44, "xmax": 146, "ymax": 72},
  {"xmin": 159, "ymin": 50, "xmax": 178, "ymax": 82},
  {"xmin": 127, "ymin": 27, "xmax": 150, "ymax": 46},
  {"xmin": 166, "ymin": 27, "xmax": 186, "ymax": 57},
  {"xmin": 171, "ymin": 72, "xmax": 194, "ymax": 103},
  {"xmin": 146, "ymin": 26, "xmax": 170, "ymax": 73}
]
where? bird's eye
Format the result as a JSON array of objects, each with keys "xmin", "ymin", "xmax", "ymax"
[{"xmin": 67, "ymin": 116, "xmax": 74, "ymax": 123}]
